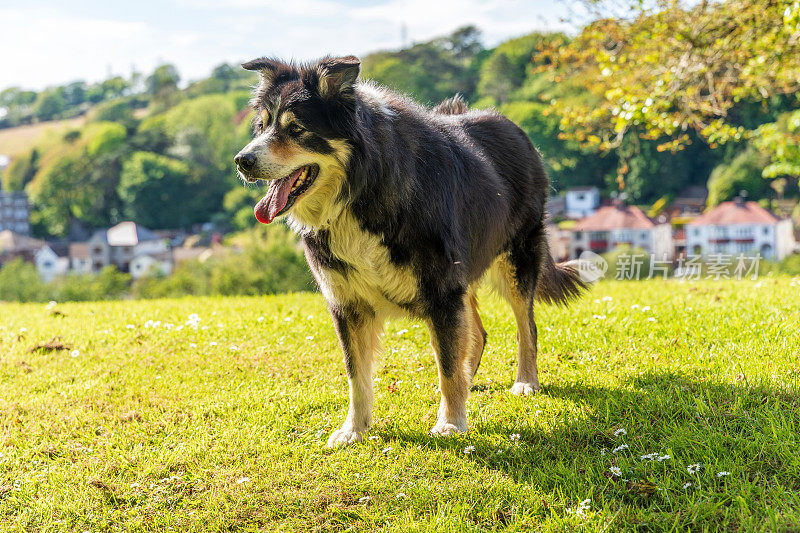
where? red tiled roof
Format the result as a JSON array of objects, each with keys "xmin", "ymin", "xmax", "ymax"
[
  {"xmin": 572, "ymin": 205, "xmax": 655, "ymax": 231},
  {"xmin": 689, "ymin": 201, "xmax": 780, "ymax": 226}
]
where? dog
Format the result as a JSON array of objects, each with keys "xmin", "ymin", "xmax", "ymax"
[{"xmin": 234, "ymin": 55, "xmax": 586, "ymax": 447}]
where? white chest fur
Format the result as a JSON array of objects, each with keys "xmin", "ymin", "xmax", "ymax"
[{"xmin": 309, "ymin": 212, "xmax": 418, "ymax": 314}]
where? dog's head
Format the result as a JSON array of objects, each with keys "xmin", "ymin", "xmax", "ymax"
[{"xmin": 235, "ymin": 56, "xmax": 359, "ymax": 226}]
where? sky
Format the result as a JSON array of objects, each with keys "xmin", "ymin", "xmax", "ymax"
[{"xmin": 0, "ymin": 0, "xmax": 583, "ymax": 90}]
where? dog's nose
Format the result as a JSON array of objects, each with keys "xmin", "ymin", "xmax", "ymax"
[{"xmin": 235, "ymin": 152, "xmax": 257, "ymax": 172}]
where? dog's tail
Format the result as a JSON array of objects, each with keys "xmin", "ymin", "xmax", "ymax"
[
  {"xmin": 433, "ymin": 94, "xmax": 469, "ymax": 115},
  {"xmin": 534, "ymin": 235, "xmax": 588, "ymax": 306}
]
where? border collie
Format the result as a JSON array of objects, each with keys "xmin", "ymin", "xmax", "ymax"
[{"xmin": 235, "ymin": 55, "xmax": 585, "ymax": 447}]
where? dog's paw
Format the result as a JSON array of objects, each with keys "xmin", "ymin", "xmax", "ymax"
[
  {"xmin": 326, "ymin": 426, "xmax": 365, "ymax": 448},
  {"xmin": 510, "ymin": 381, "xmax": 540, "ymax": 396},
  {"xmin": 430, "ymin": 420, "xmax": 467, "ymax": 437}
]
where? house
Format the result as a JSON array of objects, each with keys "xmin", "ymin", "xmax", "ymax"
[
  {"xmin": 34, "ymin": 245, "xmax": 69, "ymax": 281},
  {"xmin": 565, "ymin": 186, "xmax": 600, "ymax": 219},
  {"xmin": 0, "ymin": 189, "xmax": 30, "ymax": 236},
  {"xmin": 686, "ymin": 199, "xmax": 795, "ymax": 260},
  {"xmin": 0, "ymin": 230, "xmax": 44, "ymax": 264},
  {"xmin": 130, "ymin": 252, "xmax": 173, "ymax": 279},
  {"xmin": 569, "ymin": 203, "xmax": 674, "ymax": 260},
  {"xmin": 69, "ymin": 242, "xmax": 92, "ymax": 273},
  {"xmin": 546, "ymin": 224, "xmax": 570, "ymax": 262},
  {"xmin": 88, "ymin": 221, "xmax": 169, "ymax": 273}
]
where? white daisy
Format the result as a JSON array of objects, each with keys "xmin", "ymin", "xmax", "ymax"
[
  {"xmin": 612, "ymin": 444, "xmax": 628, "ymax": 454},
  {"xmin": 464, "ymin": 445, "xmax": 475, "ymax": 454},
  {"xmin": 236, "ymin": 477, "xmax": 250, "ymax": 485},
  {"xmin": 70, "ymin": 350, "xmax": 80, "ymax": 358},
  {"xmin": 510, "ymin": 433, "xmax": 521, "ymax": 441},
  {"xmin": 687, "ymin": 463, "xmax": 701, "ymax": 474},
  {"xmin": 716, "ymin": 471, "xmax": 730, "ymax": 478},
  {"xmin": 609, "ymin": 466, "xmax": 622, "ymax": 477},
  {"xmin": 613, "ymin": 428, "xmax": 627, "ymax": 437}
]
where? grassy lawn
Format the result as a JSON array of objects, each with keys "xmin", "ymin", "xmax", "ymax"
[{"xmin": 1, "ymin": 278, "xmax": 799, "ymax": 531}]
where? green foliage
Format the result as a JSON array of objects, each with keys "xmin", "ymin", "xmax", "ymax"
[
  {"xmin": 0, "ymin": 258, "xmax": 47, "ymax": 302},
  {"xmin": 26, "ymin": 121, "xmax": 131, "ymax": 235},
  {"xmin": 755, "ymin": 110, "xmax": 800, "ymax": 192},
  {"xmin": 707, "ymin": 148, "xmax": 771, "ymax": 206},
  {"xmin": 477, "ymin": 33, "xmax": 557, "ymax": 104},
  {"xmin": 499, "ymin": 100, "xmax": 616, "ymax": 190},
  {"xmin": 362, "ymin": 26, "xmax": 484, "ymax": 105},
  {"xmin": 2, "ymin": 148, "xmax": 39, "ymax": 191},
  {"xmin": 32, "ymin": 88, "xmax": 66, "ymax": 121},
  {"xmin": 133, "ymin": 225, "xmax": 313, "ymax": 298},
  {"xmin": 118, "ymin": 152, "xmax": 193, "ymax": 229},
  {"xmin": 50, "ymin": 266, "xmax": 130, "ymax": 301},
  {"xmin": 88, "ymin": 99, "xmax": 137, "ymax": 130}
]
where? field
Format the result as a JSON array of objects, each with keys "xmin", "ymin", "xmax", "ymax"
[
  {"xmin": 0, "ymin": 117, "xmax": 85, "ymax": 158},
  {"xmin": 1, "ymin": 278, "xmax": 799, "ymax": 531}
]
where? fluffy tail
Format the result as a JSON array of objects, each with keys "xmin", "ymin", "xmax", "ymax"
[
  {"xmin": 433, "ymin": 94, "xmax": 469, "ymax": 115},
  {"xmin": 534, "ymin": 254, "xmax": 588, "ymax": 306}
]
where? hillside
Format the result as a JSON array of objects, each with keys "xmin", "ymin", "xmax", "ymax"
[
  {"xmin": 0, "ymin": 116, "xmax": 85, "ymax": 159},
  {"xmin": 1, "ymin": 279, "xmax": 799, "ymax": 530},
  {"xmin": 2, "ymin": 22, "xmax": 796, "ymax": 239}
]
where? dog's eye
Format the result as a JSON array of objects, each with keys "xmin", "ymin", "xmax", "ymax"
[{"xmin": 287, "ymin": 123, "xmax": 305, "ymax": 136}]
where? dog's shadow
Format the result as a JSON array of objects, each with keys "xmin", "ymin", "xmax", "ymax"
[{"xmin": 376, "ymin": 370, "xmax": 797, "ymax": 486}]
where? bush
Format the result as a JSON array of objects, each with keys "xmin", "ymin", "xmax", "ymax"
[
  {"xmin": 133, "ymin": 224, "xmax": 314, "ymax": 298},
  {"xmin": 0, "ymin": 258, "xmax": 48, "ymax": 302}
]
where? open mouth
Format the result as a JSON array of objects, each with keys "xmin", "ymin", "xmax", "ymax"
[{"xmin": 254, "ymin": 164, "xmax": 320, "ymax": 224}]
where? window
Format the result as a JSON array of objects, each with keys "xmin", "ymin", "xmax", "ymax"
[
  {"xmin": 694, "ymin": 228, "xmax": 700, "ymax": 236},
  {"xmin": 576, "ymin": 193, "xmax": 585, "ymax": 201},
  {"xmin": 574, "ymin": 231, "xmax": 582, "ymax": 240},
  {"xmin": 763, "ymin": 226, "xmax": 770, "ymax": 235},
  {"xmin": 93, "ymin": 247, "xmax": 103, "ymax": 255}
]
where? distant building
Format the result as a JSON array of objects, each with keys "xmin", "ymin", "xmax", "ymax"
[
  {"xmin": 68, "ymin": 242, "xmax": 92, "ymax": 273},
  {"xmin": 87, "ymin": 221, "xmax": 169, "ymax": 273},
  {"xmin": 0, "ymin": 230, "xmax": 43, "ymax": 264},
  {"xmin": 566, "ymin": 186, "xmax": 600, "ymax": 219},
  {"xmin": 34, "ymin": 245, "xmax": 69, "ymax": 282},
  {"xmin": 686, "ymin": 199, "xmax": 795, "ymax": 260},
  {"xmin": 569, "ymin": 203, "xmax": 674, "ymax": 260},
  {"xmin": 130, "ymin": 252, "xmax": 172, "ymax": 279},
  {"xmin": 546, "ymin": 224, "xmax": 570, "ymax": 262},
  {"xmin": 0, "ymin": 189, "xmax": 30, "ymax": 236}
]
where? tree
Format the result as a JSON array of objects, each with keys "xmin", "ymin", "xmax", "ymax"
[
  {"xmin": 538, "ymin": 0, "xmax": 800, "ymax": 163},
  {"xmin": 146, "ymin": 64, "xmax": 180, "ymax": 96},
  {"xmin": 32, "ymin": 88, "xmax": 66, "ymax": 121},
  {"xmin": 118, "ymin": 151, "xmax": 194, "ymax": 228}
]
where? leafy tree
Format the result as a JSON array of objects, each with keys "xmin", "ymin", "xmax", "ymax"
[
  {"xmin": 32, "ymin": 88, "xmax": 66, "ymax": 121},
  {"xmin": 754, "ymin": 109, "xmax": 800, "ymax": 192},
  {"xmin": 539, "ymin": 0, "xmax": 800, "ymax": 151},
  {"xmin": 707, "ymin": 147, "xmax": 771, "ymax": 206},
  {"xmin": 362, "ymin": 26, "xmax": 484, "ymax": 104},
  {"xmin": 146, "ymin": 64, "xmax": 180, "ymax": 96},
  {"xmin": 118, "ymin": 151, "xmax": 194, "ymax": 228}
]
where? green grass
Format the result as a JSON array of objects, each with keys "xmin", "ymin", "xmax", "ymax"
[{"xmin": 1, "ymin": 278, "xmax": 799, "ymax": 531}]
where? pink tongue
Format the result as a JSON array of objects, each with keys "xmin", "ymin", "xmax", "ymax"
[{"xmin": 254, "ymin": 168, "xmax": 304, "ymax": 224}]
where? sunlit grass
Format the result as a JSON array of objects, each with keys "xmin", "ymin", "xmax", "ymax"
[{"xmin": 1, "ymin": 277, "xmax": 799, "ymax": 531}]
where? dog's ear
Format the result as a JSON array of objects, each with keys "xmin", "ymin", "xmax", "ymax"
[
  {"xmin": 242, "ymin": 57, "xmax": 284, "ymax": 84},
  {"xmin": 315, "ymin": 56, "xmax": 360, "ymax": 100}
]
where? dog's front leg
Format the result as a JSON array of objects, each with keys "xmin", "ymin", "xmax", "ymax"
[
  {"xmin": 427, "ymin": 293, "xmax": 473, "ymax": 436},
  {"xmin": 326, "ymin": 304, "xmax": 382, "ymax": 447}
]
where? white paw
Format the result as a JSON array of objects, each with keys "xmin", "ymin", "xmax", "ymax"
[
  {"xmin": 326, "ymin": 426, "xmax": 366, "ymax": 448},
  {"xmin": 430, "ymin": 420, "xmax": 467, "ymax": 437},
  {"xmin": 510, "ymin": 381, "xmax": 539, "ymax": 396}
]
